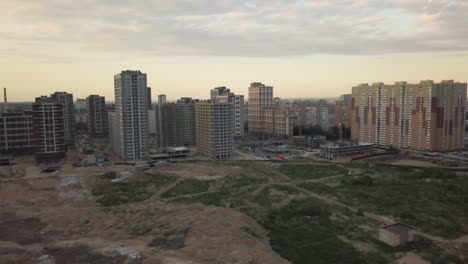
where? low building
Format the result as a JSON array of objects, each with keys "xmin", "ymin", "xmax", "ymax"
[
  {"xmin": 320, "ymin": 142, "xmax": 375, "ymax": 160},
  {"xmin": 293, "ymin": 135, "xmax": 327, "ymax": 149},
  {"xmin": 263, "ymin": 147, "xmax": 290, "ymax": 156},
  {"xmin": 379, "ymin": 223, "xmax": 415, "ymax": 246}
]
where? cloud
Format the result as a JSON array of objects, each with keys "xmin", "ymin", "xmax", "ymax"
[{"xmin": 0, "ymin": 0, "xmax": 467, "ymax": 57}]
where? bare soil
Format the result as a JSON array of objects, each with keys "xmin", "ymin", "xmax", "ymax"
[{"xmin": 0, "ymin": 160, "xmax": 288, "ymax": 264}]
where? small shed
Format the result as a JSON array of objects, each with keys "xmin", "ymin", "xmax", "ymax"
[{"xmin": 379, "ymin": 223, "xmax": 415, "ymax": 246}]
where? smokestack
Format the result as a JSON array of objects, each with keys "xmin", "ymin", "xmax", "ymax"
[{"xmin": 3, "ymin": 88, "xmax": 6, "ymax": 103}]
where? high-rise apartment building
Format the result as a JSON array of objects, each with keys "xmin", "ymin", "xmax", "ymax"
[
  {"xmin": 264, "ymin": 106, "xmax": 295, "ymax": 138},
  {"xmin": 195, "ymin": 101, "xmax": 233, "ymax": 160},
  {"xmin": 305, "ymin": 100, "xmax": 335, "ymax": 130},
  {"xmin": 0, "ymin": 111, "xmax": 34, "ymax": 154},
  {"xmin": 248, "ymin": 82, "xmax": 273, "ymax": 137},
  {"xmin": 109, "ymin": 70, "xmax": 149, "ymax": 161},
  {"xmin": 74, "ymin": 98, "xmax": 88, "ymax": 124},
  {"xmin": 33, "ymin": 96, "xmax": 66, "ymax": 163},
  {"xmin": 351, "ymin": 80, "xmax": 467, "ymax": 151},
  {"xmin": 51, "ymin": 92, "xmax": 75, "ymax": 147},
  {"xmin": 87, "ymin": 95, "xmax": 108, "ymax": 138},
  {"xmin": 336, "ymin": 94, "xmax": 352, "ymax": 127},
  {"xmin": 158, "ymin": 94, "xmax": 167, "ymax": 105},
  {"xmin": 147, "ymin": 87, "xmax": 153, "ymax": 109},
  {"xmin": 211, "ymin": 87, "xmax": 245, "ymax": 137},
  {"xmin": 156, "ymin": 99, "xmax": 196, "ymax": 148}
]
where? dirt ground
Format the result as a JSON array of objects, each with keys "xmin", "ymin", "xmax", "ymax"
[
  {"xmin": 396, "ymin": 252, "xmax": 429, "ymax": 264},
  {"xmin": 152, "ymin": 163, "xmax": 245, "ymax": 180},
  {"xmin": 0, "ymin": 161, "xmax": 288, "ymax": 264}
]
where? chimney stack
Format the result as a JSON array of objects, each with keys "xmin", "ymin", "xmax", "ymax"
[{"xmin": 3, "ymin": 88, "xmax": 7, "ymax": 103}]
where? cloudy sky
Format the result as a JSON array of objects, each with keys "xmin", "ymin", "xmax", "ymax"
[{"xmin": 1, "ymin": 0, "xmax": 467, "ymax": 101}]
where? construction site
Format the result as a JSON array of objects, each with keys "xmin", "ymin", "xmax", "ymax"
[{"xmin": 1, "ymin": 146, "xmax": 468, "ymax": 264}]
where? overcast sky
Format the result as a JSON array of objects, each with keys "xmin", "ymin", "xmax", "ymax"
[{"xmin": 1, "ymin": 0, "xmax": 467, "ymax": 101}]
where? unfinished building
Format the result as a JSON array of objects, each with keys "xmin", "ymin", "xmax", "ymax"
[
  {"xmin": 156, "ymin": 99, "xmax": 196, "ymax": 148},
  {"xmin": 293, "ymin": 135, "xmax": 327, "ymax": 149},
  {"xmin": 0, "ymin": 111, "xmax": 34, "ymax": 155},
  {"xmin": 33, "ymin": 96, "xmax": 67, "ymax": 163},
  {"xmin": 320, "ymin": 142, "xmax": 375, "ymax": 160}
]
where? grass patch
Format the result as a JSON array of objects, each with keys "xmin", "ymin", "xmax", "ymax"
[
  {"xmin": 92, "ymin": 173, "xmax": 178, "ymax": 206},
  {"xmin": 222, "ymin": 175, "xmax": 268, "ymax": 188},
  {"xmin": 271, "ymin": 184, "xmax": 302, "ymax": 195},
  {"xmin": 161, "ymin": 179, "xmax": 212, "ymax": 198},
  {"xmin": 174, "ymin": 186, "xmax": 257, "ymax": 208},
  {"xmin": 92, "ymin": 181, "xmax": 153, "ymax": 206},
  {"xmin": 318, "ymin": 167, "xmax": 468, "ymax": 238},
  {"xmin": 262, "ymin": 198, "xmax": 387, "ymax": 264},
  {"xmin": 278, "ymin": 164, "xmax": 348, "ymax": 180},
  {"xmin": 299, "ymin": 182, "xmax": 336, "ymax": 195}
]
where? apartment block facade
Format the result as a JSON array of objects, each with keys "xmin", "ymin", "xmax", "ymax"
[
  {"xmin": 156, "ymin": 99, "xmax": 196, "ymax": 148},
  {"xmin": 109, "ymin": 70, "xmax": 149, "ymax": 161},
  {"xmin": 335, "ymin": 94, "xmax": 352, "ymax": 127},
  {"xmin": 87, "ymin": 95, "xmax": 108, "ymax": 138},
  {"xmin": 211, "ymin": 87, "xmax": 245, "ymax": 137},
  {"xmin": 33, "ymin": 96, "xmax": 67, "ymax": 163},
  {"xmin": 0, "ymin": 111, "xmax": 34, "ymax": 154},
  {"xmin": 351, "ymin": 80, "xmax": 467, "ymax": 151},
  {"xmin": 248, "ymin": 82, "xmax": 273, "ymax": 137},
  {"xmin": 51, "ymin": 92, "xmax": 75, "ymax": 147},
  {"xmin": 195, "ymin": 101, "xmax": 233, "ymax": 160},
  {"xmin": 264, "ymin": 106, "xmax": 296, "ymax": 138}
]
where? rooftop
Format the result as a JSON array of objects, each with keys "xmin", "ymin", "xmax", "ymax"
[{"xmin": 382, "ymin": 223, "xmax": 414, "ymax": 234}]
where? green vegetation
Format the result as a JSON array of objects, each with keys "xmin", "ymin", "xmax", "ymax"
[
  {"xmin": 271, "ymin": 184, "xmax": 302, "ymax": 195},
  {"xmin": 161, "ymin": 179, "xmax": 212, "ymax": 198},
  {"xmin": 262, "ymin": 199, "xmax": 387, "ymax": 264},
  {"xmin": 222, "ymin": 175, "xmax": 268, "ymax": 188},
  {"xmin": 299, "ymin": 182, "xmax": 336, "ymax": 195},
  {"xmin": 308, "ymin": 166, "xmax": 468, "ymax": 238},
  {"xmin": 92, "ymin": 173, "xmax": 178, "ymax": 206},
  {"xmin": 278, "ymin": 164, "xmax": 348, "ymax": 180},
  {"xmin": 174, "ymin": 186, "xmax": 257, "ymax": 208},
  {"xmin": 101, "ymin": 172, "xmax": 117, "ymax": 180},
  {"xmin": 92, "ymin": 181, "xmax": 153, "ymax": 206},
  {"xmin": 165, "ymin": 162, "xmax": 466, "ymax": 261},
  {"xmin": 253, "ymin": 187, "xmax": 280, "ymax": 207}
]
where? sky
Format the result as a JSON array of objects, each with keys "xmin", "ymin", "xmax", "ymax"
[{"xmin": 1, "ymin": 0, "xmax": 467, "ymax": 102}]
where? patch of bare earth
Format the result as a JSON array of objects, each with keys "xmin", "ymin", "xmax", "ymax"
[
  {"xmin": 0, "ymin": 166, "xmax": 289, "ymax": 264},
  {"xmin": 396, "ymin": 252, "xmax": 430, "ymax": 264}
]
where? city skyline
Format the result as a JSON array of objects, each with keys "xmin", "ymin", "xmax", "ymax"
[{"xmin": 1, "ymin": 0, "xmax": 468, "ymax": 101}]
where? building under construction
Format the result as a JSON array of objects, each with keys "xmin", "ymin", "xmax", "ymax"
[
  {"xmin": 33, "ymin": 96, "xmax": 67, "ymax": 163},
  {"xmin": 293, "ymin": 135, "xmax": 327, "ymax": 149},
  {"xmin": 264, "ymin": 105, "xmax": 296, "ymax": 138},
  {"xmin": 156, "ymin": 99, "xmax": 197, "ymax": 148},
  {"xmin": 0, "ymin": 111, "xmax": 34, "ymax": 155},
  {"xmin": 320, "ymin": 142, "xmax": 375, "ymax": 160}
]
